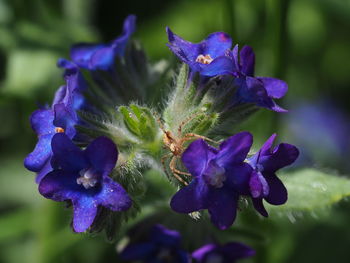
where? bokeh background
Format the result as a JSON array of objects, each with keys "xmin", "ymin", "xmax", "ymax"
[{"xmin": 1, "ymin": 0, "xmax": 350, "ymax": 262}]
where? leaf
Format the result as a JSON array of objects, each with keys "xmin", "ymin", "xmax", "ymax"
[{"xmin": 267, "ymin": 168, "xmax": 350, "ymax": 213}]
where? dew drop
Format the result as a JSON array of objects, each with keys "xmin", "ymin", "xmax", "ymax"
[
  {"xmin": 311, "ymin": 182, "xmax": 327, "ymax": 192},
  {"xmin": 286, "ymin": 212, "xmax": 296, "ymax": 223}
]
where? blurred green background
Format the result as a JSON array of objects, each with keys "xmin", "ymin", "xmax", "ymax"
[{"xmin": 1, "ymin": 0, "xmax": 350, "ymax": 262}]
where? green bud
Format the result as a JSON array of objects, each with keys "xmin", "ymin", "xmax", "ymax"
[{"xmin": 119, "ymin": 104, "xmax": 158, "ymax": 142}]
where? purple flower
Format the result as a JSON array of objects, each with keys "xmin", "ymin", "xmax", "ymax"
[
  {"xmin": 170, "ymin": 132, "xmax": 253, "ymax": 230},
  {"xmin": 39, "ymin": 133, "xmax": 131, "ymax": 233},
  {"xmin": 192, "ymin": 242, "xmax": 255, "ymax": 263},
  {"xmin": 24, "ymin": 85, "xmax": 77, "ymax": 182},
  {"xmin": 56, "ymin": 59, "xmax": 88, "ymax": 112},
  {"xmin": 166, "ymin": 28, "xmax": 235, "ymax": 77},
  {"xmin": 247, "ymin": 134, "xmax": 299, "ymax": 217},
  {"xmin": 120, "ymin": 224, "xmax": 190, "ymax": 263},
  {"xmin": 232, "ymin": 45, "xmax": 288, "ymax": 112},
  {"xmin": 24, "ymin": 62, "xmax": 87, "ymax": 183},
  {"xmin": 70, "ymin": 15, "xmax": 136, "ymax": 70}
]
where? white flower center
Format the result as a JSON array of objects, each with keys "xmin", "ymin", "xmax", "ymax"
[
  {"xmin": 203, "ymin": 161, "xmax": 226, "ymax": 188},
  {"xmin": 77, "ymin": 168, "xmax": 98, "ymax": 189},
  {"xmin": 196, "ymin": 54, "xmax": 214, "ymax": 64}
]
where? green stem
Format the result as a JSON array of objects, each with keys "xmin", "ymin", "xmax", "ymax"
[
  {"xmin": 265, "ymin": 0, "xmax": 291, "ymax": 135},
  {"xmin": 265, "ymin": 0, "xmax": 291, "ymax": 78},
  {"xmin": 222, "ymin": 0, "xmax": 236, "ymax": 37}
]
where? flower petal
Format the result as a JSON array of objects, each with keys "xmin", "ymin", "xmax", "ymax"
[
  {"xmin": 170, "ymin": 178, "xmax": 210, "ymax": 213},
  {"xmin": 70, "ymin": 43, "xmax": 106, "ymax": 69},
  {"xmin": 207, "ymin": 188, "xmax": 239, "ymax": 229},
  {"xmin": 85, "ymin": 136, "xmax": 118, "ymax": 175},
  {"xmin": 223, "ymin": 242, "xmax": 255, "ymax": 260},
  {"xmin": 72, "ymin": 196, "xmax": 98, "ymax": 232},
  {"xmin": 249, "ymin": 171, "xmax": 269, "ymax": 198},
  {"xmin": 257, "ymin": 77, "xmax": 288, "ymax": 99},
  {"xmin": 225, "ymin": 163, "xmax": 253, "ymax": 195},
  {"xmin": 262, "ymin": 143, "xmax": 299, "ymax": 172},
  {"xmin": 252, "ymin": 198, "xmax": 268, "ymax": 217},
  {"xmin": 260, "ymin": 98, "xmax": 288, "ymax": 113},
  {"xmin": 51, "ymin": 133, "xmax": 88, "ymax": 172},
  {"xmin": 248, "ymin": 134, "xmax": 277, "ymax": 168},
  {"xmin": 95, "ymin": 177, "xmax": 131, "ymax": 211},
  {"xmin": 215, "ymin": 132, "xmax": 253, "ymax": 166},
  {"xmin": 53, "ymin": 103, "xmax": 76, "ymax": 138},
  {"xmin": 264, "ymin": 173, "xmax": 288, "ymax": 205},
  {"xmin": 152, "ymin": 224, "xmax": 181, "ymax": 247},
  {"xmin": 30, "ymin": 109, "xmax": 55, "ymax": 136},
  {"xmin": 202, "ymin": 32, "xmax": 232, "ymax": 58},
  {"xmin": 199, "ymin": 56, "xmax": 234, "ymax": 77},
  {"xmin": 235, "ymin": 76, "xmax": 268, "ymax": 106},
  {"xmin": 181, "ymin": 139, "xmax": 217, "ymax": 177},
  {"xmin": 38, "ymin": 170, "xmax": 81, "ymax": 202},
  {"xmin": 239, "ymin": 77, "xmax": 288, "ymax": 112},
  {"xmin": 90, "ymin": 47, "xmax": 115, "ymax": 70},
  {"xmin": 24, "ymin": 134, "xmax": 53, "ymax": 172},
  {"xmin": 120, "ymin": 243, "xmax": 156, "ymax": 260},
  {"xmin": 166, "ymin": 27, "xmax": 201, "ymax": 63},
  {"xmin": 192, "ymin": 244, "xmax": 217, "ymax": 261},
  {"xmin": 52, "ymin": 85, "xmax": 68, "ymax": 105},
  {"xmin": 239, "ymin": 45, "xmax": 255, "ymax": 76},
  {"xmin": 261, "ymin": 134, "xmax": 277, "ymax": 155},
  {"xmin": 111, "ymin": 14, "xmax": 136, "ymax": 56},
  {"xmin": 231, "ymin": 44, "xmax": 239, "ymax": 71},
  {"xmin": 57, "ymin": 58, "xmax": 80, "ymax": 78},
  {"xmin": 35, "ymin": 158, "xmax": 53, "ymax": 183}
]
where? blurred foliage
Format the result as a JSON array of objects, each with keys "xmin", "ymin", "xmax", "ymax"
[
  {"xmin": 267, "ymin": 168, "xmax": 350, "ymax": 213},
  {"xmin": 1, "ymin": 0, "xmax": 350, "ymax": 262}
]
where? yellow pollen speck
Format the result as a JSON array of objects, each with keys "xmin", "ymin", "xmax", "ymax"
[
  {"xmin": 196, "ymin": 54, "xmax": 214, "ymax": 64},
  {"xmin": 55, "ymin": 127, "xmax": 65, "ymax": 133}
]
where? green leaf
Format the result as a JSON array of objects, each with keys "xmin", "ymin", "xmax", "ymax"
[{"xmin": 267, "ymin": 168, "xmax": 350, "ymax": 213}]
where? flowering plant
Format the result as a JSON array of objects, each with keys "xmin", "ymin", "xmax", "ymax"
[{"xmin": 24, "ymin": 15, "xmax": 349, "ymax": 262}]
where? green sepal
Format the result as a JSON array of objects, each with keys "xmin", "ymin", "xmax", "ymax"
[
  {"xmin": 119, "ymin": 104, "xmax": 158, "ymax": 142},
  {"xmin": 119, "ymin": 106, "xmax": 140, "ymax": 136},
  {"xmin": 192, "ymin": 112, "xmax": 219, "ymax": 135},
  {"xmin": 76, "ymin": 110, "xmax": 137, "ymax": 148}
]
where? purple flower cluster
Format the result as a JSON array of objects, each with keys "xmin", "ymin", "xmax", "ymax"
[
  {"xmin": 171, "ymin": 132, "xmax": 299, "ymax": 229},
  {"xmin": 24, "ymin": 15, "xmax": 136, "ymax": 232},
  {"xmin": 24, "ymin": 14, "xmax": 299, "ymax": 241},
  {"xmin": 167, "ymin": 28, "xmax": 288, "ymax": 112},
  {"xmin": 120, "ymin": 224, "xmax": 254, "ymax": 263}
]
